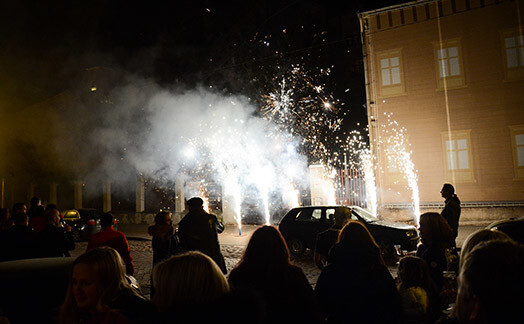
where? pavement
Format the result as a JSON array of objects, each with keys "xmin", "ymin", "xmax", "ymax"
[{"xmin": 72, "ymin": 223, "xmax": 484, "ymax": 299}]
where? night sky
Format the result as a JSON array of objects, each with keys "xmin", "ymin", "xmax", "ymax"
[
  {"xmin": 0, "ymin": 0, "xmax": 403, "ymax": 114},
  {"xmin": 0, "ymin": 0, "xmax": 406, "ymax": 188}
]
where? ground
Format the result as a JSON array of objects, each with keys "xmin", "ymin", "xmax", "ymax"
[{"xmin": 71, "ymin": 224, "xmax": 482, "ymax": 298}]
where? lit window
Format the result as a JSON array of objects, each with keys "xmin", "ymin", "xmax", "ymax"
[
  {"xmin": 510, "ymin": 125, "xmax": 524, "ymax": 179},
  {"xmin": 381, "ymin": 57, "xmax": 401, "ymax": 86},
  {"xmin": 377, "ymin": 49, "xmax": 405, "ymax": 97},
  {"xmin": 438, "ymin": 47, "xmax": 461, "ymax": 77},
  {"xmin": 501, "ymin": 30, "xmax": 524, "ymax": 81},
  {"xmin": 445, "ymin": 139, "xmax": 469, "ymax": 170},
  {"xmin": 441, "ymin": 130, "xmax": 475, "ymax": 182},
  {"xmin": 433, "ymin": 39, "xmax": 465, "ymax": 89},
  {"xmin": 504, "ymin": 35, "xmax": 524, "ymax": 68}
]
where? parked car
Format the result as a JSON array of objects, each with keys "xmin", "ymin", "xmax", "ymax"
[
  {"xmin": 62, "ymin": 208, "xmax": 117, "ymax": 241},
  {"xmin": 278, "ymin": 205, "xmax": 419, "ymax": 257},
  {"xmin": 486, "ymin": 216, "xmax": 524, "ymax": 244}
]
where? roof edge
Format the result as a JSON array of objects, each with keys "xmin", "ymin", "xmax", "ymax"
[{"xmin": 358, "ymin": 0, "xmax": 435, "ymax": 18}]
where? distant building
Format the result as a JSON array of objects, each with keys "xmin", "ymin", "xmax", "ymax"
[{"xmin": 358, "ymin": 0, "xmax": 524, "ymax": 223}]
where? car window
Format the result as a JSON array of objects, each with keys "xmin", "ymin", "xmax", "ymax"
[
  {"xmin": 295, "ymin": 209, "xmax": 321, "ymax": 222},
  {"xmin": 312, "ymin": 209, "xmax": 322, "ymax": 221},
  {"xmin": 326, "ymin": 208, "xmax": 336, "ymax": 221}
]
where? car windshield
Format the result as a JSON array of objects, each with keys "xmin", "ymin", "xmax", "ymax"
[{"xmin": 352, "ymin": 206, "xmax": 378, "ymax": 222}]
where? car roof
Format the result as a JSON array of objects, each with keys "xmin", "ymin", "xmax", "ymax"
[{"xmin": 487, "ymin": 216, "xmax": 524, "ymax": 228}]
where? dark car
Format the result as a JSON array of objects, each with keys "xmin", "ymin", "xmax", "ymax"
[
  {"xmin": 62, "ymin": 208, "xmax": 116, "ymax": 241},
  {"xmin": 486, "ymin": 216, "xmax": 524, "ymax": 244},
  {"xmin": 278, "ymin": 205, "xmax": 419, "ymax": 257}
]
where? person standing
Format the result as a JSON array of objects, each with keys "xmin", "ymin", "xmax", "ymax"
[
  {"xmin": 38, "ymin": 208, "xmax": 75, "ymax": 257},
  {"xmin": 177, "ymin": 197, "xmax": 226, "ymax": 274},
  {"xmin": 440, "ymin": 184, "xmax": 461, "ymax": 245},
  {"xmin": 87, "ymin": 213, "xmax": 134, "ymax": 276},
  {"xmin": 148, "ymin": 211, "xmax": 179, "ymax": 267},
  {"xmin": 314, "ymin": 208, "xmax": 351, "ymax": 270}
]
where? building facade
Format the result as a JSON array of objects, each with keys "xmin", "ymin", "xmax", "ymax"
[{"xmin": 359, "ymin": 0, "xmax": 524, "ymax": 223}]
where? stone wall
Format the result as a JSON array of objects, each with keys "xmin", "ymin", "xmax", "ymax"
[{"xmin": 380, "ymin": 206, "xmax": 524, "ymax": 226}]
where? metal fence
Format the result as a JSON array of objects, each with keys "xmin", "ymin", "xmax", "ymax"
[{"xmin": 334, "ymin": 168, "xmax": 367, "ymax": 208}]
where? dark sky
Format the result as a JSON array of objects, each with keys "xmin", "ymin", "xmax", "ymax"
[{"xmin": 0, "ymin": 0, "xmax": 403, "ymax": 119}]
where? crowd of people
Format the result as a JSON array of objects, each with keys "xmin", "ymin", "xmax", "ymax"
[{"xmin": 0, "ymin": 187, "xmax": 523, "ymax": 324}]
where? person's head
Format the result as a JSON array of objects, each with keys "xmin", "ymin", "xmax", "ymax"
[
  {"xmin": 44, "ymin": 208, "xmax": 60, "ymax": 225},
  {"xmin": 30, "ymin": 196, "xmax": 41, "ymax": 207},
  {"xmin": 455, "ymin": 240, "xmax": 524, "ymax": 324},
  {"xmin": 60, "ymin": 247, "xmax": 132, "ymax": 319},
  {"xmin": 13, "ymin": 212, "xmax": 29, "ymax": 227},
  {"xmin": 12, "ymin": 202, "xmax": 27, "ymax": 215},
  {"xmin": 333, "ymin": 208, "xmax": 351, "ymax": 227},
  {"xmin": 0, "ymin": 208, "xmax": 10, "ymax": 222},
  {"xmin": 397, "ymin": 256, "xmax": 434, "ymax": 290},
  {"xmin": 187, "ymin": 197, "xmax": 204, "ymax": 212},
  {"xmin": 338, "ymin": 220, "xmax": 384, "ymax": 265},
  {"xmin": 418, "ymin": 212, "xmax": 452, "ymax": 245},
  {"xmin": 100, "ymin": 213, "xmax": 114, "ymax": 228},
  {"xmin": 45, "ymin": 203, "xmax": 58, "ymax": 212},
  {"xmin": 440, "ymin": 183, "xmax": 455, "ymax": 199},
  {"xmin": 152, "ymin": 251, "xmax": 229, "ymax": 311},
  {"xmin": 460, "ymin": 229, "xmax": 512, "ymax": 267},
  {"xmin": 240, "ymin": 225, "xmax": 290, "ymax": 269},
  {"xmin": 154, "ymin": 211, "xmax": 172, "ymax": 226}
]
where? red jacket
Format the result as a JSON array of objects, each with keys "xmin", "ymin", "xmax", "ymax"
[{"xmin": 87, "ymin": 226, "xmax": 134, "ymax": 275}]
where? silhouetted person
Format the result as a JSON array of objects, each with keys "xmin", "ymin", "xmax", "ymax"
[
  {"xmin": 440, "ymin": 184, "xmax": 460, "ymax": 245},
  {"xmin": 397, "ymin": 256, "xmax": 440, "ymax": 324},
  {"xmin": 416, "ymin": 212, "xmax": 453, "ymax": 292},
  {"xmin": 315, "ymin": 221, "xmax": 402, "ymax": 324},
  {"xmin": 11, "ymin": 202, "xmax": 27, "ymax": 216},
  {"xmin": 28, "ymin": 196, "xmax": 45, "ymax": 233},
  {"xmin": 38, "ymin": 208, "xmax": 75, "ymax": 257},
  {"xmin": 0, "ymin": 212, "xmax": 38, "ymax": 261},
  {"xmin": 148, "ymin": 211, "xmax": 181, "ymax": 267},
  {"xmin": 229, "ymin": 225, "xmax": 321, "ymax": 324},
  {"xmin": 0, "ymin": 208, "xmax": 13, "ymax": 231},
  {"xmin": 455, "ymin": 240, "xmax": 524, "ymax": 324},
  {"xmin": 177, "ymin": 197, "xmax": 226, "ymax": 273},
  {"xmin": 87, "ymin": 212, "xmax": 134, "ymax": 275},
  {"xmin": 314, "ymin": 208, "xmax": 351, "ymax": 269}
]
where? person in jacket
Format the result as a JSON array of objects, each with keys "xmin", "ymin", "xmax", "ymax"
[
  {"xmin": 315, "ymin": 220, "xmax": 402, "ymax": 324},
  {"xmin": 59, "ymin": 247, "xmax": 153, "ymax": 324},
  {"xmin": 314, "ymin": 208, "xmax": 351, "ymax": 270},
  {"xmin": 148, "ymin": 211, "xmax": 179, "ymax": 267},
  {"xmin": 87, "ymin": 213, "xmax": 134, "ymax": 275},
  {"xmin": 177, "ymin": 197, "xmax": 226, "ymax": 273},
  {"xmin": 440, "ymin": 184, "xmax": 461, "ymax": 246},
  {"xmin": 38, "ymin": 208, "xmax": 75, "ymax": 257},
  {"xmin": 397, "ymin": 256, "xmax": 440, "ymax": 324},
  {"xmin": 0, "ymin": 212, "xmax": 38, "ymax": 261},
  {"xmin": 416, "ymin": 212, "xmax": 453, "ymax": 291},
  {"xmin": 228, "ymin": 225, "xmax": 321, "ymax": 324}
]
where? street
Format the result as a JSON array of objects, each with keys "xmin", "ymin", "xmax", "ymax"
[{"xmin": 72, "ymin": 224, "xmax": 483, "ymax": 298}]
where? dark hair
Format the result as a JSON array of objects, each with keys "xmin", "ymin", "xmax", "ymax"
[
  {"xmin": 237, "ymin": 225, "xmax": 291, "ymax": 273},
  {"xmin": 0, "ymin": 208, "xmax": 9, "ymax": 221},
  {"xmin": 12, "ymin": 202, "xmax": 26, "ymax": 215},
  {"xmin": 44, "ymin": 209, "xmax": 59, "ymax": 223},
  {"xmin": 442, "ymin": 183, "xmax": 455, "ymax": 195},
  {"xmin": 187, "ymin": 197, "xmax": 204, "ymax": 208},
  {"xmin": 45, "ymin": 204, "xmax": 58, "ymax": 212},
  {"xmin": 338, "ymin": 220, "xmax": 385, "ymax": 265},
  {"xmin": 458, "ymin": 240, "xmax": 524, "ymax": 323},
  {"xmin": 30, "ymin": 196, "xmax": 41, "ymax": 206},
  {"xmin": 154, "ymin": 211, "xmax": 172, "ymax": 225},
  {"xmin": 419, "ymin": 212, "xmax": 453, "ymax": 246},
  {"xmin": 100, "ymin": 213, "xmax": 114, "ymax": 227}
]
